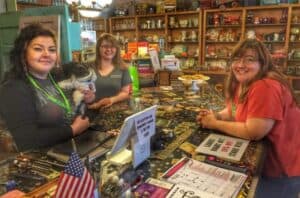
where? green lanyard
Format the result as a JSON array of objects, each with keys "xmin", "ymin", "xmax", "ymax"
[{"xmin": 27, "ymin": 74, "xmax": 71, "ymax": 115}]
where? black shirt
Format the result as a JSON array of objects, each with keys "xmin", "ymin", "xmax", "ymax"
[{"xmin": 0, "ymin": 79, "xmax": 73, "ymax": 151}]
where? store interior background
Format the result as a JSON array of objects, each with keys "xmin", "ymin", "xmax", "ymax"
[{"xmin": 0, "ymin": 0, "xmax": 300, "ymax": 102}]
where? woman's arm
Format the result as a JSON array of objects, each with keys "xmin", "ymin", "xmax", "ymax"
[
  {"xmin": 200, "ymin": 113, "xmax": 275, "ymax": 140},
  {"xmin": 88, "ymin": 84, "xmax": 131, "ymax": 109},
  {"xmin": 110, "ymin": 84, "xmax": 131, "ymax": 104},
  {"xmin": 217, "ymin": 107, "xmax": 233, "ymax": 121}
]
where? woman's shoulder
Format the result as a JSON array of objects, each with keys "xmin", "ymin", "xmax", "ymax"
[
  {"xmin": 0, "ymin": 79, "xmax": 30, "ymax": 96},
  {"xmin": 250, "ymin": 78, "xmax": 282, "ymax": 94},
  {"xmin": 253, "ymin": 78, "xmax": 281, "ymax": 87}
]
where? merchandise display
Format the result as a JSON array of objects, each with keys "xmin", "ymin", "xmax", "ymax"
[
  {"xmin": 0, "ymin": 86, "xmax": 265, "ymax": 197},
  {"xmin": 1, "ymin": 1, "xmax": 300, "ymax": 197}
]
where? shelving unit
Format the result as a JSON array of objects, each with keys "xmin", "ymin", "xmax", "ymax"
[
  {"xmin": 244, "ymin": 5, "xmax": 289, "ymax": 73},
  {"xmin": 200, "ymin": 5, "xmax": 300, "ymax": 94},
  {"xmin": 17, "ymin": 2, "xmax": 51, "ymax": 10},
  {"xmin": 287, "ymin": 4, "xmax": 300, "ymax": 85},
  {"xmin": 202, "ymin": 7, "xmax": 244, "ymax": 74},
  {"xmin": 136, "ymin": 13, "xmax": 166, "ymax": 43},
  {"xmin": 108, "ymin": 11, "xmax": 202, "ymax": 70},
  {"xmin": 166, "ymin": 11, "xmax": 201, "ymax": 70},
  {"xmin": 109, "ymin": 15, "xmax": 137, "ymax": 48}
]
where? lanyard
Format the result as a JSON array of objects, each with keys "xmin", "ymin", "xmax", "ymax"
[{"xmin": 27, "ymin": 74, "xmax": 71, "ymax": 115}]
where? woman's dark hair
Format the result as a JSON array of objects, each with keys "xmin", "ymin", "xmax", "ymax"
[
  {"xmin": 226, "ymin": 39, "xmax": 298, "ymax": 105},
  {"xmin": 94, "ymin": 33, "xmax": 127, "ymax": 70},
  {"xmin": 3, "ymin": 24, "xmax": 57, "ymax": 82}
]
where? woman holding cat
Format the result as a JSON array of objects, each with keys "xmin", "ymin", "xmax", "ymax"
[{"xmin": 0, "ymin": 24, "xmax": 95, "ymax": 151}]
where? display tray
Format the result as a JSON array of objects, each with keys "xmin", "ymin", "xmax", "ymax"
[{"xmin": 50, "ymin": 130, "xmax": 113, "ymax": 157}]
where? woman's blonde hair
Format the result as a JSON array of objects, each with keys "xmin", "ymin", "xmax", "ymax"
[
  {"xmin": 226, "ymin": 39, "xmax": 298, "ymax": 105},
  {"xmin": 95, "ymin": 33, "xmax": 127, "ymax": 70}
]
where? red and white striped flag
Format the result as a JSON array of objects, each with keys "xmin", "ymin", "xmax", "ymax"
[{"xmin": 55, "ymin": 152, "xmax": 95, "ymax": 198}]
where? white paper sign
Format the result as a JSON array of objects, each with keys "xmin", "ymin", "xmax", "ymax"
[
  {"xmin": 149, "ymin": 49, "xmax": 161, "ymax": 72},
  {"xmin": 134, "ymin": 106, "xmax": 157, "ymax": 144},
  {"xmin": 131, "ymin": 136, "xmax": 151, "ymax": 168}
]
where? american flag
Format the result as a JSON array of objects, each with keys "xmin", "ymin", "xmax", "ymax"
[{"xmin": 55, "ymin": 152, "xmax": 96, "ymax": 198}]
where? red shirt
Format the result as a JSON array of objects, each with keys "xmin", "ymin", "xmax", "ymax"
[{"xmin": 233, "ymin": 78, "xmax": 300, "ymax": 177}]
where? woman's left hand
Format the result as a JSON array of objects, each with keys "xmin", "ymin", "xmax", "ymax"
[
  {"xmin": 88, "ymin": 97, "xmax": 114, "ymax": 109},
  {"xmin": 200, "ymin": 110, "xmax": 218, "ymax": 129},
  {"xmin": 82, "ymin": 89, "xmax": 95, "ymax": 104}
]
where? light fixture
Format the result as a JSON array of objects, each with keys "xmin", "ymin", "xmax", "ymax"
[
  {"xmin": 66, "ymin": 0, "xmax": 112, "ymax": 9},
  {"xmin": 98, "ymin": 0, "xmax": 113, "ymax": 8},
  {"xmin": 78, "ymin": 9, "xmax": 102, "ymax": 18},
  {"xmin": 66, "ymin": 0, "xmax": 80, "ymax": 4}
]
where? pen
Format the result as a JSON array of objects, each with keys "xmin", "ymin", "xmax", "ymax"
[{"xmin": 163, "ymin": 158, "xmax": 189, "ymax": 178}]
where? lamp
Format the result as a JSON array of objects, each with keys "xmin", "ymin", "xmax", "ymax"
[
  {"xmin": 78, "ymin": 9, "xmax": 102, "ymax": 18},
  {"xmin": 67, "ymin": 0, "xmax": 113, "ymax": 18},
  {"xmin": 98, "ymin": 0, "xmax": 113, "ymax": 8},
  {"xmin": 66, "ymin": 0, "xmax": 112, "ymax": 8},
  {"xmin": 66, "ymin": 0, "xmax": 80, "ymax": 4}
]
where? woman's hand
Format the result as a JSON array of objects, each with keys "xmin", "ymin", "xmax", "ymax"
[
  {"xmin": 196, "ymin": 109, "xmax": 210, "ymax": 124},
  {"xmin": 71, "ymin": 116, "xmax": 90, "ymax": 136},
  {"xmin": 81, "ymin": 89, "xmax": 95, "ymax": 104},
  {"xmin": 88, "ymin": 97, "xmax": 114, "ymax": 109},
  {"xmin": 200, "ymin": 110, "xmax": 218, "ymax": 129}
]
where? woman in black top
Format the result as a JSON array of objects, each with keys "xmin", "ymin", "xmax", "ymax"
[{"xmin": 0, "ymin": 24, "xmax": 94, "ymax": 151}]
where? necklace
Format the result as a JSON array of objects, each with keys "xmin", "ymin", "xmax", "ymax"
[{"xmin": 27, "ymin": 73, "xmax": 71, "ymax": 115}]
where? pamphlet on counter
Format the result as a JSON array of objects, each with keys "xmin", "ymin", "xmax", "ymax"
[
  {"xmin": 196, "ymin": 134, "xmax": 250, "ymax": 162},
  {"xmin": 162, "ymin": 158, "xmax": 247, "ymax": 198}
]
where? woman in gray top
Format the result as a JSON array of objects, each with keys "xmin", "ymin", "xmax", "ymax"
[{"xmin": 89, "ymin": 33, "xmax": 132, "ymax": 109}]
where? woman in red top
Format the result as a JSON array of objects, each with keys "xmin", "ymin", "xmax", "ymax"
[{"xmin": 197, "ymin": 39, "xmax": 300, "ymax": 197}]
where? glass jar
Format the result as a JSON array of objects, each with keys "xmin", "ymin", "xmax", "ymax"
[{"xmin": 156, "ymin": 1, "xmax": 165, "ymax": 13}]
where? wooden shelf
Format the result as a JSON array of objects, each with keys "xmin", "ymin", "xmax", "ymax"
[
  {"xmin": 287, "ymin": 75, "xmax": 300, "ymax": 80},
  {"xmin": 246, "ymin": 23, "xmax": 287, "ymax": 27},
  {"xmin": 112, "ymin": 28, "xmax": 136, "ymax": 31},
  {"xmin": 168, "ymin": 27, "xmax": 199, "ymax": 30},
  {"xmin": 199, "ymin": 71, "xmax": 228, "ymax": 75},
  {"xmin": 206, "ymin": 25, "xmax": 241, "ymax": 28},
  {"xmin": 137, "ymin": 13, "xmax": 165, "ymax": 17},
  {"xmin": 289, "ymin": 41, "xmax": 300, "ymax": 44},
  {"xmin": 169, "ymin": 41, "xmax": 199, "ymax": 44},
  {"xmin": 17, "ymin": 2, "xmax": 49, "ymax": 7},
  {"xmin": 263, "ymin": 41, "xmax": 286, "ymax": 44},
  {"xmin": 167, "ymin": 11, "xmax": 200, "ymax": 15},
  {"xmin": 139, "ymin": 28, "xmax": 165, "ymax": 31},
  {"xmin": 110, "ymin": 15, "xmax": 135, "ymax": 19},
  {"xmin": 205, "ymin": 57, "xmax": 230, "ymax": 60},
  {"xmin": 287, "ymin": 59, "xmax": 300, "ymax": 62},
  {"xmin": 205, "ymin": 41, "xmax": 239, "ymax": 44}
]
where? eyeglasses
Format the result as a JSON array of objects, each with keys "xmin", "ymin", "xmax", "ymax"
[
  {"xmin": 231, "ymin": 56, "xmax": 258, "ymax": 65},
  {"xmin": 100, "ymin": 45, "xmax": 116, "ymax": 49}
]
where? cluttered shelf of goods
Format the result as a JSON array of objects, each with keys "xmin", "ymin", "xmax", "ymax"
[{"xmin": 0, "ymin": 83, "xmax": 266, "ymax": 197}]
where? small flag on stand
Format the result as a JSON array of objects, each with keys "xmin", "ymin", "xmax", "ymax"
[{"xmin": 55, "ymin": 152, "xmax": 96, "ymax": 198}]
